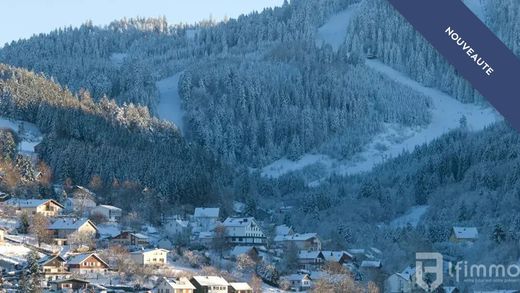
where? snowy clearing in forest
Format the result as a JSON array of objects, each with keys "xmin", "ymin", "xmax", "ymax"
[
  {"xmin": 316, "ymin": 3, "xmax": 360, "ymax": 51},
  {"xmin": 0, "ymin": 116, "xmax": 43, "ymax": 154},
  {"xmin": 156, "ymin": 72, "xmax": 185, "ymax": 132},
  {"xmin": 464, "ymin": 0, "xmax": 486, "ymax": 20},
  {"xmin": 389, "ymin": 205, "xmax": 429, "ymax": 228},
  {"xmin": 261, "ymin": 60, "xmax": 500, "ymax": 182}
]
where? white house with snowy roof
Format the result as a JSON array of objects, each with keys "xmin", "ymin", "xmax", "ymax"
[
  {"xmin": 5, "ymin": 198, "xmax": 63, "ymax": 217},
  {"xmin": 222, "ymin": 217, "xmax": 266, "ymax": 245},
  {"xmin": 154, "ymin": 277, "xmax": 196, "ymax": 292},
  {"xmin": 274, "ymin": 224, "xmax": 294, "ymax": 237},
  {"xmin": 91, "ymin": 204, "xmax": 122, "ymax": 222},
  {"xmin": 450, "ymin": 227, "xmax": 479, "ymax": 243},
  {"xmin": 298, "ymin": 250, "xmax": 325, "ymax": 270},
  {"xmin": 385, "ymin": 266, "xmax": 417, "ymax": 293},
  {"xmin": 190, "ymin": 276, "xmax": 229, "ymax": 293},
  {"xmin": 130, "ymin": 248, "xmax": 168, "ymax": 266},
  {"xmin": 322, "ymin": 250, "xmax": 353, "ymax": 264},
  {"xmin": 48, "ymin": 218, "xmax": 97, "ymax": 245},
  {"xmin": 192, "ymin": 207, "xmax": 220, "ymax": 232}
]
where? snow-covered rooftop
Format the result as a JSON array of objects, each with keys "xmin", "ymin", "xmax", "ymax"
[
  {"xmin": 96, "ymin": 204, "xmax": 122, "ymax": 211},
  {"xmin": 222, "ymin": 217, "xmax": 256, "ymax": 227},
  {"xmin": 161, "ymin": 277, "xmax": 196, "ymax": 289},
  {"xmin": 298, "ymin": 250, "xmax": 323, "ymax": 259},
  {"xmin": 192, "ymin": 276, "xmax": 229, "ymax": 286},
  {"xmin": 230, "ymin": 246, "xmax": 256, "ymax": 257},
  {"xmin": 274, "ymin": 232, "xmax": 318, "ymax": 242},
  {"xmin": 194, "ymin": 207, "xmax": 220, "ymax": 218},
  {"xmin": 274, "ymin": 224, "xmax": 292, "ymax": 236},
  {"xmin": 360, "ymin": 260, "xmax": 382, "ymax": 268},
  {"xmin": 48, "ymin": 218, "xmax": 95, "ymax": 231},
  {"xmin": 397, "ymin": 266, "xmax": 416, "ymax": 281},
  {"xmin": 452, "ymin": 227, "xmax": 479, "ymax": 239},
  {"xmin": 322, "ymin": 250, "xmax": 353, "ymax": 262},
  {"xmin": 229, "ymin": 282, "xmax": 252, "ymax": 291},
  {"xmin": 5, "ymin": 198, "xmax": 62, "ymax": 208},
  {"xmin": 67, "ymin": 253, "xmax": 107, "ymax": 267},
  {"xmin": 130, "ymin": 248, "xmax": 168, "ymax": 255}
]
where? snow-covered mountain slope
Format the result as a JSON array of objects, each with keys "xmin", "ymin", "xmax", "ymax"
[
  {"xmin": 464, "ymin": 0, "xmax": 486, "ymax": 20},
  {"xmin": 156, "ymin": 72, "xmax": 185, "ymax": 132},
  {"xmin": 262, "ymin": 60, "xmax": 500, "ymax": 181},
  {"xmin": 389, "ymin": 205, "xmax": 429, "ymax": 228},
  {"xmin": 0, "ymin": 116, "xmax": 42, "ymax": 154},
  {"xmin": 316, "ymin": 3, "xmax": 360, "ymax": 51}
]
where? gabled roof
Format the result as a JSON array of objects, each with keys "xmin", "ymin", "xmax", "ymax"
[
  {"xmin": 159, "ymin": 277, "xmax": 196, "ymax": 289},
  {"xmin": 322, "ymin": 251, "xmax": 353, "ymax": 262},
  {"xmin": 95, "ymin": 204, "xmax": 122, "ymax": 211},
  {"xmin": 130, "ymin": 248, "xmax": 169, "ymax": 255},
  {"xmin": 67, "ymin": 253, "xmax": 109, "ymax": 267},
  {"xmin": 5, "ymin": 198, "xmax": 64, "ymax": 209},
  {"xmin": 192, "ymin": 276, "xmax": 229, "ymax": 286},
  {"xmin": 230, "ymin": 246, "xmax": 258, "ymax": 257},
  {"xmin": 223, "ymin": 217, "xmax": 256, "ymax": 227},
  {"xmin": 298, "ymin": 250, "xmax": 324, "ymax": 260},
  {"xmin": 452, "ymin": 227, "xmax": 478, "ymax": 239},
  {"xmin": 285, "ymin": 273, "xmax": 311, "ymax": 281},
  {"xmin": 396, "ymin": 266, "xmax": 416, "ymax": 281},
  {"xmin": 48, "ymin": 218, "xmax": 97, "ymax": 231},
  {"xmin": 52, "ymin": 278, "xmax": 90, "ymax": 284},
  {"xmin": 39, "ymin": 255, "xmax": 66, "ymax": 266},
  {"xmin": 194, "ymin": 207, "xmax": 220, "ymax": 218},
  {"xmin": 274, "ymin": 233, "xmax": 318, "ymax": 242},
  {"xmin": 229, "ymin": 282, "xmax": 252, "ymax": 291},
  {"xmin": 360, "ymin": 260, "xmax": 382, "ymax": 268},
  {"xmin": 274, "ymin": 224, "xmax": 292, "ymax": 236}
]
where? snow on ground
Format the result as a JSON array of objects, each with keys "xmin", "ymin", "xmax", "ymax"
[
  {"xmin": 0, "ymin": 242, "xmax": 44, "ymax": 264},
  {"xmin": 261, "ymin": 60, "xmax": 500, "ymax": 183},
  {"xmin": 316, "ymin": 3, "xmax": 360, "ymax": 51},
  {"xmin": 156, "ymin": 72, "xmax": 185, "ymax": 132},
  {"xmin": 390, "ymin": 205, "xmax": 429, "ymax": 228},
  {"xmin": 97, "ymin": 223, "xmax": 121, "ymax": 239},
  {"xmin": 0, "ymin": 116, "xmax": 43, "ymax": 154},
  {"xmin": 463, "ymin": 0, "xmax": 486, "ymax": 20}
]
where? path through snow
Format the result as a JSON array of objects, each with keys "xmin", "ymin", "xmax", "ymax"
[
  {"xmin": 316, "ymin": 3, "xmax": 360, "ymax": 51},
  {"xmin": 156, "ymin": 72, "xmax": 185, "ymax": 131}
]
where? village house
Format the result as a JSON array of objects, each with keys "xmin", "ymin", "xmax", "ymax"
[
  {"xmin": 39, "ymin": 255, "xmax": 70, "ymax": 282},
  {"xmin": 298, "ymin": 250, "xmax": 325, "ymax": 270},
  {"xmin": 283, "ymin": 273, "xmax": 312, "ymax": 292},
  {"xmin": 384, "ymin": 266, "xmax": 417, "ymax": 293},
  {"xmin": 5, "ymin": 198, "xmax": 63, "ymax": 217},
  {"xmin": 130, "ymin": 248, "xmax": 169, "ymax": 266},
  {"xmin": 322, "ymin": 250, "xmax": 354, "ymax": 265},
  {"xmin": 450, "ymin": 227, "xmax": 479, "ymax": 243},
  {"xmin": 228, "ymin": 246, "xmax": 260, "ymax": 261},
  {"xmin": 154, "ymin": 276, "xmax": 196, "ymax": 293},
  {"xmin": 48, "ymin": 218, "xmax": 98, "ymax": 245},
  {"xmin": 90, "ymin": 204, "xmax": 122, "ymax": 222},
  {"xmin": 229, "ymin": 282, "xmax": 253, "ymax": 293},
  {"xmin": 110, "ymin": 231, "xmax": 150, "ymax": 247},
  {"xmin": 274, "ymin": 224, "xmax": 294, "ymax": 237},
  {"xmin": 274, "ymin": 233, "xmax": 322, "ymax": 251},
  {"xmin": 192, "ymin": 207, "xmax": 220, "ymax": 232},
  {"xmin": 67, "ymin": 253, "xmax": 110, "ymax": 274},
  {"xmin": 50, "ymin": 278, "xmax": 92, "ymax": 292},
  {"xmin": 190, "ymin": 276, "xmax": 229, "ymax": 293},
  {"xmin": 164, "ymin": 216, "xmax": 190, "ymax": 236},
  {"xmin": 222, "ymin": 217, "xmax": 266, "ymax": 246}
]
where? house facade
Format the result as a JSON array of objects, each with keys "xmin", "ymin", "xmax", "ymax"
[
  {"xmin": 384, "ymin": 267, "xmax": 416, "ymax": 293},
  {"xmin": 91, "ymin": 204, "xmax": 122, "ymax": 222},
  {"xmin": 110, "ymin": 231, "xmax": 150, "ymax": 247},
  {"xmin": 67, "ymin": 253, "xmax": 109, "ymax": 274},
  {"xmin": 48, "ymin": 218, "xmax": 98, "ymax": 245},
  {"xmin": 164, "ymin": 216, "xmax": 189, "ymax": 236},
  {"xmin": 298, "ymin": 250, "xmax": 325, "ymax": 270},
  {"xmin": 284, "ymin": 274, "xmax": 312, "ymax": 292},
  {"xmin": 228, "ymin": 282, "xmax": 253, "ymax": 293},
  {"xmin": 193, "ymin": 207, "xmax": 220, "ymax": 232},
  {"xmin": 322, "ymin": 250, "xmax": 354, "ymax": 265},
  {"xmin": 450, "ymin": 227, "xmax": 479, "ymax": 243},
  {"xmin": 222, "ymin": 217, "xmax": 266, "ymax": 246},
  {"xmin": 154, "ymin": 277, "xmax": 195, "ymax": 293},
  {"xmin": 130, "ymin": 248, "xmax": 169, "ymax": 266},
  {"xmin": 5, "ymin": 198, "xmax": 63, "ymax": 217},
  {"xmin": 39, "ymin": 255, "xmax": 70, "ymax": 282}
]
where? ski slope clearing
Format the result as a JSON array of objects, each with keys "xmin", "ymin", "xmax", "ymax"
[
  {"xmin": 261, "ymin": 60, "xmax": 500, "ymax": 182},
  {"xmin": 316, "ymin": 3, "xmax": 360, "ymax": 51},
  {"xmin": 0, "ymin": 116, "xmax": 43, "ymax": 154},
  {"xmin": 464, "ymin": 0, "xmax": 486, "ymax": 20},
  {"xmin": 390, "ymin": 205, "xmax": 429, "ymax": 228},
  {"xmin": 156, "ymin": 72, "xmax": 185, "ymax": 132}
]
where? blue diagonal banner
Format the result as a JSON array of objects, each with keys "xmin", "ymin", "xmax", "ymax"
[{"xmin": 387, "ymin": 0, "xmax": 520, "ymax": 131}]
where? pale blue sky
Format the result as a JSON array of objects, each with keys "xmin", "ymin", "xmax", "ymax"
[{"xmin": 1, "ymin": 0, "xmax": 284, "ymax": 45}]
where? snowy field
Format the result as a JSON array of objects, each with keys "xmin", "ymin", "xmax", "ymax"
[
  {"xmin": 315, "ymin": 3, "xmax": 359, "ymax": 51},
  {"xmin": 389, "ymin": 205, "xmax": 429, "ymax": 228},
  {"xmin": 0, "ymin": 116, "xmax": 43, "ymax": 154},
  {"xmin": 156, "ymin": 72, "xmax": 185, "ymax": 132}
]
